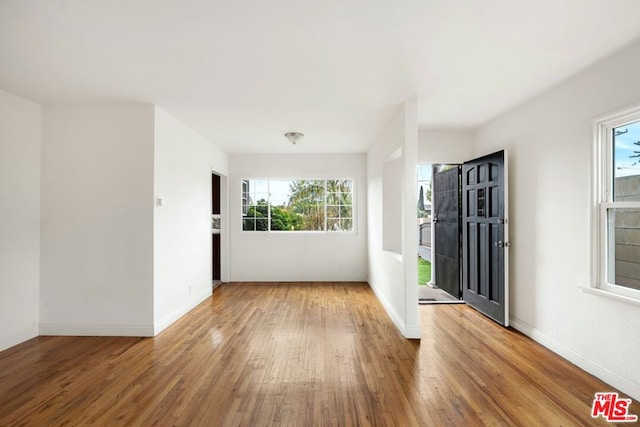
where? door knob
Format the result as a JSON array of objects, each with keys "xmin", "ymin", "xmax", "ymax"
[{"xmin": 494, "ymin": 241, "xmax": 511, "ymax": 248}]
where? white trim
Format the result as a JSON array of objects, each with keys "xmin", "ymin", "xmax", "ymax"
[
  {"xmin": 590, "ymin": 106, "xmax": 640, "ymax": 301},
  {"xmin": 367, "ymin": 280, "xmax": 406, "ymax": 337},
  {"xmin": 238, "ymin": 230, "xmax": 356, "ymax": 236},
  {"xmin": 503, "ymin": 149, "xmax": 510, "ymax": 327},
  {"xmin": 601, "ymin": 201, "xmax": 640, "ymax": 209},
  {"xmin": 404, "ymin": 326, "xmax": 421, "ymax": 339},
  {"xmin": 154, "ymin": 288, "xmax": 212, "ymax": 335},
  {"xmin": 383, "ymin": 250, "xmax": 403, "ymax": 262},
  {"xmin": 0, "ymin": 325, "xmax": 39, "ymax": 352},
  {"xmin": 510, "ymin": 317, "xmax": 640, "ymax": 401},
  {"xmin": 590, "ymin": 118, "xmax": 603, "ymax": 289},
  {"xmin": 581, "ymin": 286, "xmax": 640, "ymax": 307},
  {"xmin": 600, "ymin": 203, "xmax": 611, "ymax": 288},
  {"xmin": 39, "ymin": 323, "xmax": 155, "ymax": 337}
]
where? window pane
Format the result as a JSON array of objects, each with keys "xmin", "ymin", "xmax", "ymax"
[
  {"xmin": 269, "ymin": 205, "xmax": 294, "ymax": 231},
  {"xmin": 327, "ymin": 218, "xmax": 339, "ymax": 231},
  {"xmin": 327, "ymin": 192, "xmax": 353, "ymax": 206},
  {"xmin": 327, "ymin": 180, "xmax": 353, "ymax": 231},
  {"xmin": 326, "ymin": 192, "xmax": 340, "ymax": 205},
  {"xmin": 246, "ymin": 203, "xmax": 268, "ymax": 219},
  {"xmin": 256, "ymin": 218, "xmax": 269, "ymax": 231},
  {"xmin": 246, "ymin": 180, "xmax": 269, "ymax": 208},
  {"xmin": 327, "ymin": 179, "xmax": 352, "ymax": 191},
  {"xmin": 241, "ymin": 178, "xmax": 353, "ymax": 232},
  {"xmin": 242, "ymin": 179, "xmax": 270, "ymax": 231},
  {"xmin": 269, "ymin": 180, "xmax": 294, "ymax": 231},
  {"xmin": 613, "ymin": 121, "xmax": 640, "ymax": 201},
  {"xmin": 327, "ymin": 205, "xmax": 352, "ymax": 219},
  {"xmin": 340, "ymin": 206, "xmax": 352, "ymax": 218},
  {"xmin": 288, "ymin": 180, "xmax": 325, "ymax": 231},
  {"xmin": 327, "ymin": 218, "xmax": 353, "ymax": 232},
  {"xmin": 253, "ymin": 180, "xmax": 269, "ymax": 194},
  {"xmin": 295, "ymin": 204, "xmax": 324, "ymax": 230},
  {"xmin": 327, "ymin": 205, "xmax": 339, "ymax": 218},
  {"xmin": 607, "ymin": 207, "xmax": 640, "ymax": 290},
  {"xmin": 269, "ymin": 180, "xmax": 291, "ymax": 207},
  {"xmin": 242, "ymin": 218, "xmax": 255, "ymax": 231}
]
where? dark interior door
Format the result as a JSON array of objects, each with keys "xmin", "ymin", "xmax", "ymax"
[
  {"xmin": 212, "ymin": 173, "xmax": 221, "ymax": 281},
  {"xmin": 433, "ymin": 166, "xmax": 461, "ymax": 299},
  {"xmin": 462, "ymin": 150, "xmax": 509, "ymax": 326}
]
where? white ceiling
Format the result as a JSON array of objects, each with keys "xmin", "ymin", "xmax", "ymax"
[{"xmin": 2, "ymin": 0, "xmax": 640, "ymax": 153}]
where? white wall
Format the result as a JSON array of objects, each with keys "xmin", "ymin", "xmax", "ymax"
[
  {"xmin": 228, "ymin": 153, "xmax": 367, "ymax": 282},
  {"xmin": 382, "ymin": 156, "xmax": 403, "ymax": 253},
  {"xmin": 153, "ymin": 107, "xmax": 228, "ymax": 334},
  {"xmin": 40, "ymin": 104, "xmax": 155, "ymax": 336},
  {"xmin": 418, "ymin": 129, "xmax": 473, "ymax": 164},
  {"xmin": 367, "ymin": 102, "xmax": 420, "ymax": 338},
  {"xmin": 473, "ymin": 38, "xmax": 640, "ymax": 399},
  {"xmin": 0, "ymin": 89, "xmax": 41, "ymax": 351}
]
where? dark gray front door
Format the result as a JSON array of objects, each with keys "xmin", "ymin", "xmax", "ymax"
[
  {"xmin": 433, "ymin": 166, "xmax": 461, "ymax": 299},
  {"xmin": 462, "ymin": 150, "xmax": 509, "ymax": 326}
]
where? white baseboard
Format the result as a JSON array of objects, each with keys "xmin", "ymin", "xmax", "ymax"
[
  {"xmin": 154, "ymin": 289, "xmax": 211, "ymax": 335},
  {"xmin": 367, "ymin": 280, "xmax": 407, "ymax": 337},
  {"xmin": 39, "ymin": 323, "xmax": 154, "ymax": 337},
  {"xmin": 0, "ymin": 325, "xmax": 39, "ymax": 352},
  {"xmin": 23, "ymin": 290, "xmax": 212, "ymax": 340},
  {"xmin": 404, "ymin": 326, "xmax": 421, "ymax": 339},
  {"xmin": 510, "ymin": 317, "xmax": 640, "ymax": 401}
]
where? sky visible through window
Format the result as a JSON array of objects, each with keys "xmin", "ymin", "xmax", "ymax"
[
  {"xmin": 417, "ymin": 165, "xmax": 432, "ymax": 206},
  {"xmin": 244, "ymin": 180, "xmax": 327, "ymax": 205},
  {"xmin": 267, "ymin": 180, "xmax": 291, "ymax": 206},
  {"xmin": 614, "ymin": 120, "xmax": 640, "ymax": 178}
]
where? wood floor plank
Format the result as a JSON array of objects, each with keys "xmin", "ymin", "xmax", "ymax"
[{"xmin": 0, "ymin": 282, "xmax": 637, "ymax": 426}]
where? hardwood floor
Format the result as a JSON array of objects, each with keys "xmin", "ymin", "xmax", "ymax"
[{"xmin": 0, "ymin": 282, "xmax": 637, "ymax": 426}]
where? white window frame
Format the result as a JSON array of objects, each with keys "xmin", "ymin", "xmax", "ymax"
[
  {"xmin": 590, "ymin": 105, "xmax": 640, "ymax": 302},
  {"xmin": 241, "ymin": 180, "xmax": 250, "ymax": 216},
  {"xmin": 240, "ymin": 177, "xmax": 356, "ymax": 233}
]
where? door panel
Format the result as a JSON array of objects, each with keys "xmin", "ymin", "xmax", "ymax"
[
  {"xmin": 433, "ymin": 166, "xmax": 461, "ymax": 299},
  {"xmin": 212, "ymin": 173, "xmax": 221, "ymax": 281},
  {"xmin": 463, "ymin": 150, "xmax": 509, "ymax": 326}
]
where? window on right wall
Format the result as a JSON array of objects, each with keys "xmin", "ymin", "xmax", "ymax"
[{"xmin": 593, "ymin": 106, "xmax": 640, "ymax": 300}]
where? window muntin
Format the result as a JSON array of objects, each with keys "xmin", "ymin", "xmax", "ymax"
[
  {"xmin": 242, "ymin": 179, "xmax": 269, "ymax": 231},
  {"xmin": 326, "ymin": 180, "xmax": 353, "ymax": 232},
  {"xmin": 241, "ymin": 179, "xmax": 354, "ymax": 232},
  {"xmin": 595, "ymin": 111, "xmax": 640, "ymax": 298}
]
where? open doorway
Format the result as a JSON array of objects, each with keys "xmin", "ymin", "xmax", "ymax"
[
  {"xmin": 417, "ymin": 151, "xmax": 510, "ymax": 326},
  {"xmin": 417, "ymin": 164, "xmax": 462, "ymax": 304}
]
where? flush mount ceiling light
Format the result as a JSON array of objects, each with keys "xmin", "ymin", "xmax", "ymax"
[{"xmin": 284, "ymin": 131, "xmax": 304, "ymax": 146}]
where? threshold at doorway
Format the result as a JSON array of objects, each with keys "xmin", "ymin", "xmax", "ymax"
[{"xmin": 418, "ymin": 285, "xmax": 463, "ymax": 304}]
